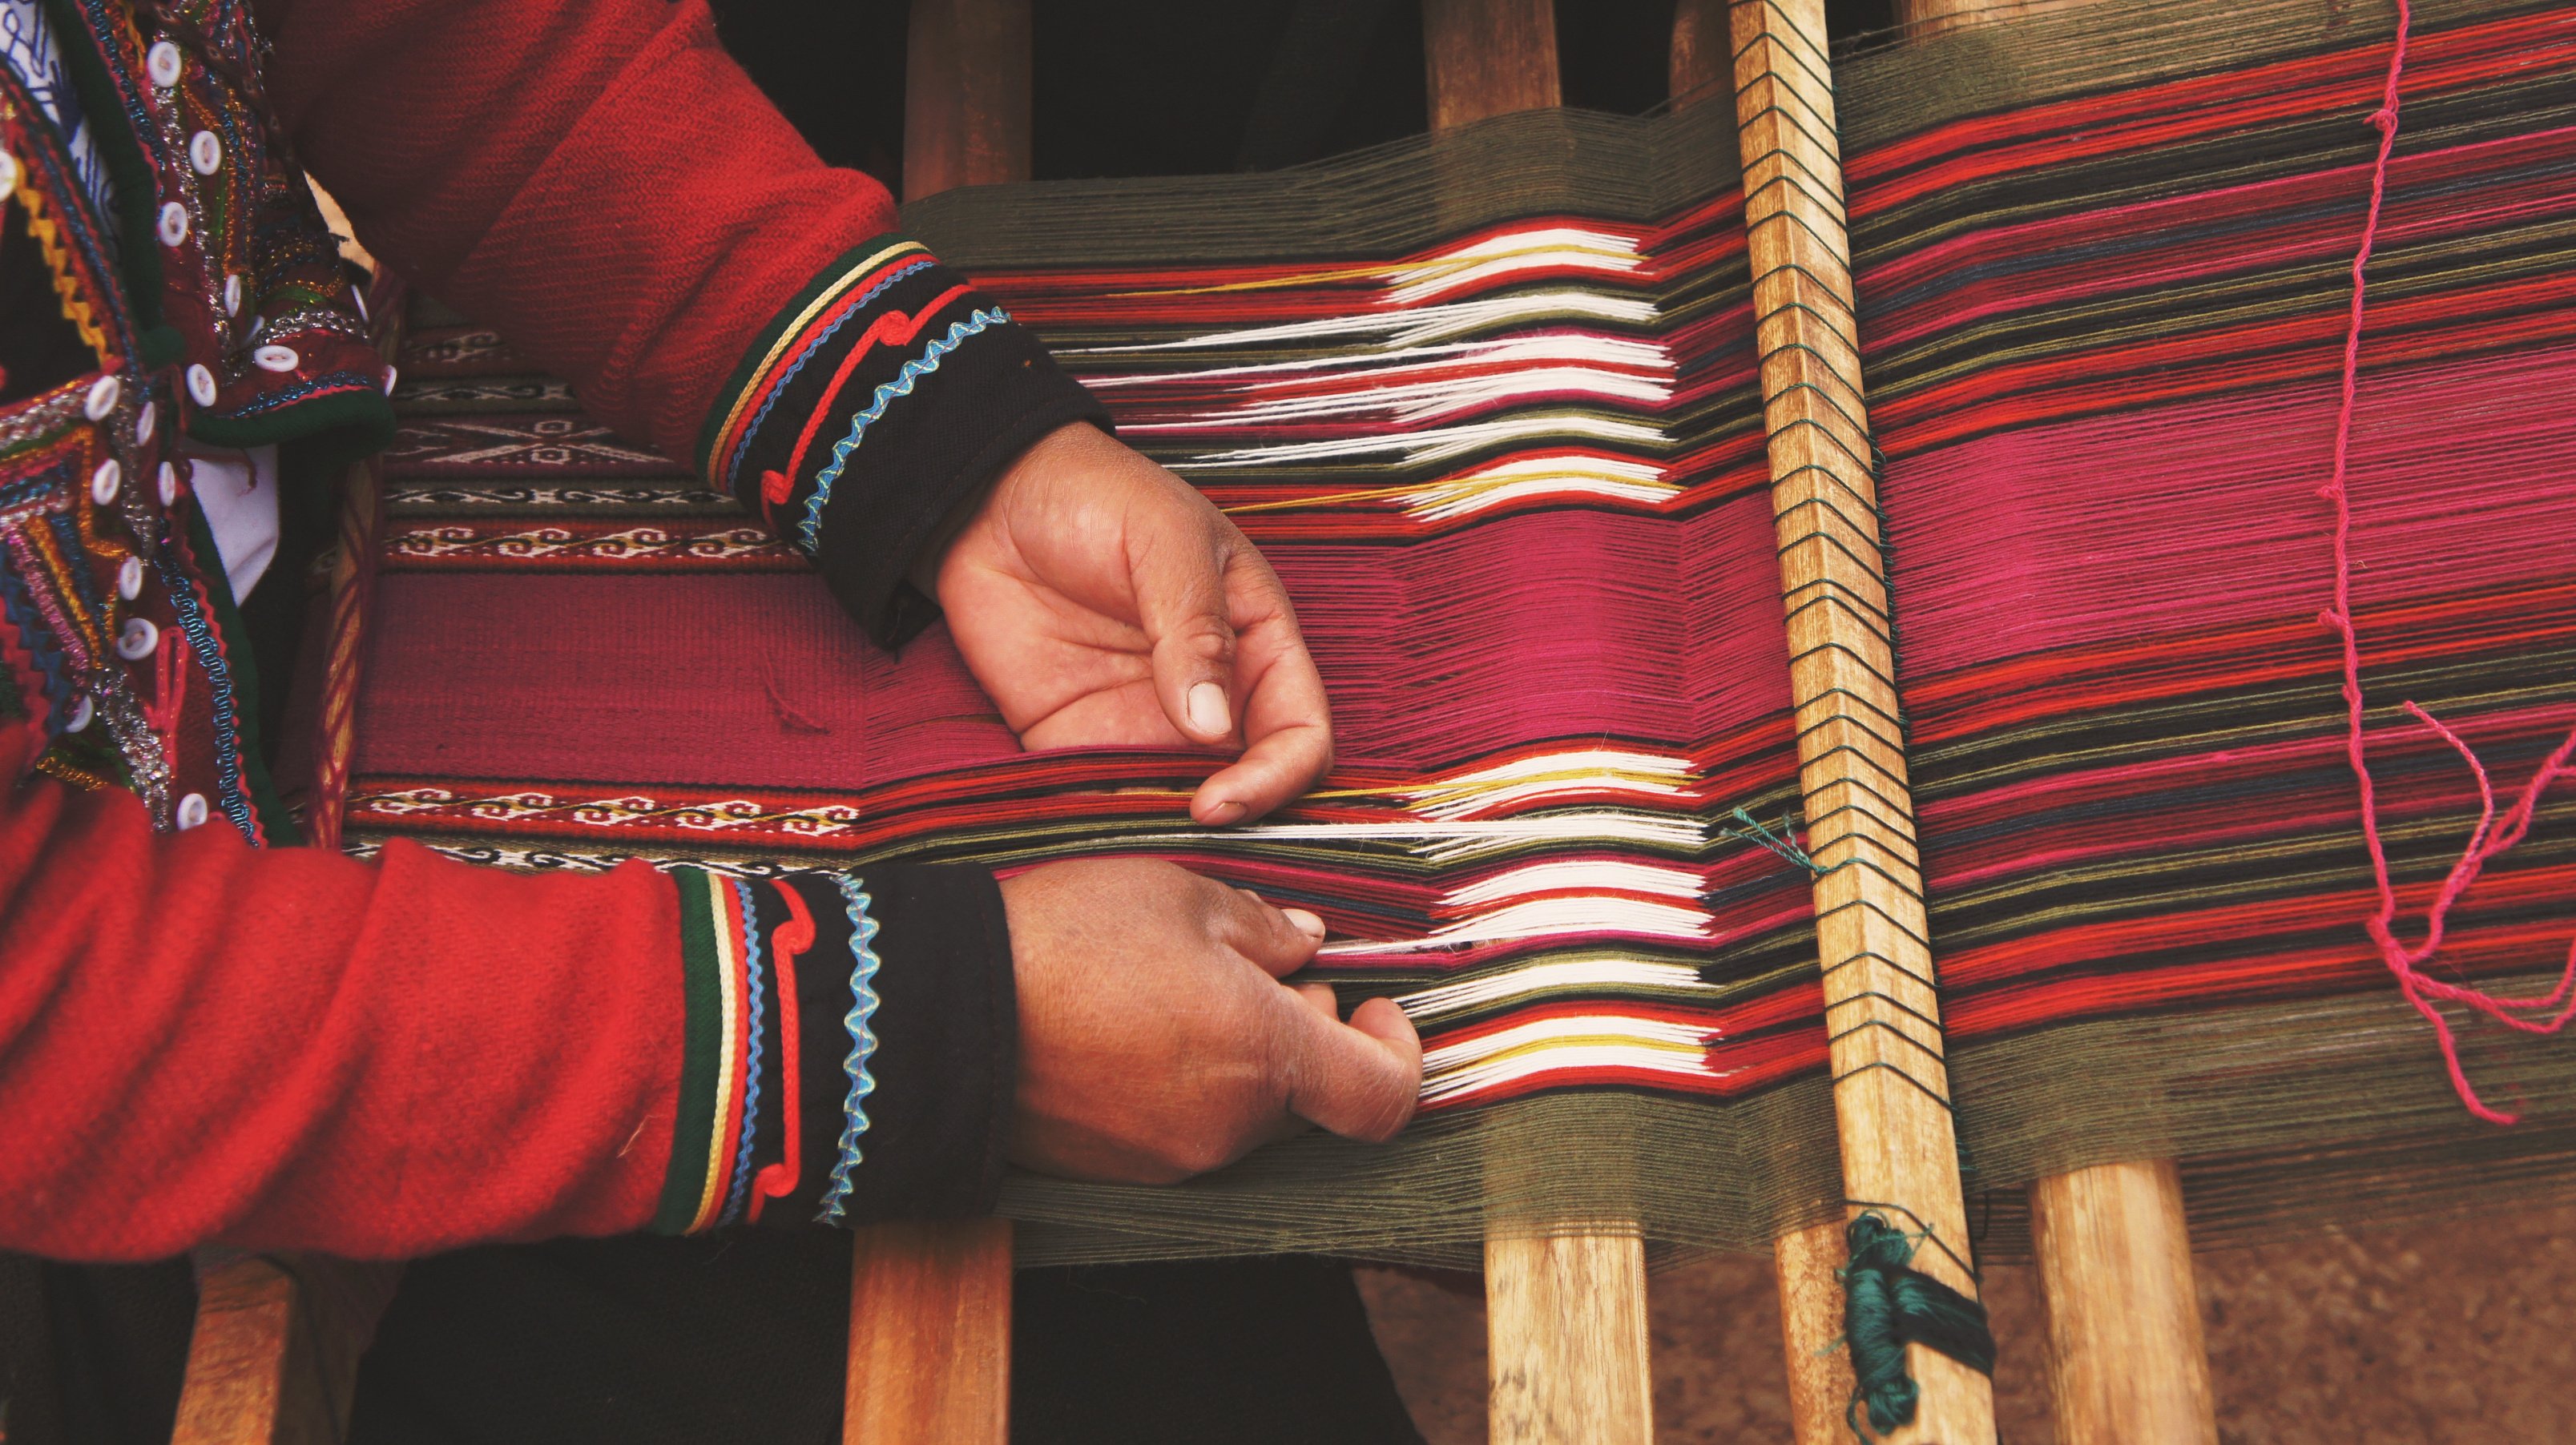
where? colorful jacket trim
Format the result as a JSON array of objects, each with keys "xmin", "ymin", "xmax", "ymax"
[
  {"xmin": 814, "ymin": 871, "xmax": 881, "ymax": 1226},
  {"xmin": 2, "ymin": 1, "xmax": 393, "ymax": 842}
]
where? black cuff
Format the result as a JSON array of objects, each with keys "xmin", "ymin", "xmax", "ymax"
[
  {"xmin": 766, "ymin": 864, "xmax": 1018, "ymax": 1227},
  {"xmin": 698, "ymin": 238, "xmax": 1110, "ymax": 648}
]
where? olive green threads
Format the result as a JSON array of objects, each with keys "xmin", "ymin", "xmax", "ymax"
[{"xmin": 1840, "ymin": 1213, "xmax": 1997, "ymax": 1441}]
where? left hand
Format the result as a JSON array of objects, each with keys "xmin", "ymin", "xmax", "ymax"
[{"xmin": 926, "ymin": 422, "xmax": 1332, "ymax": 825}]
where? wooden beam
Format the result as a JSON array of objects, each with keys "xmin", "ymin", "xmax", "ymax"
[
  {"xmin": 1485, "ymin": 1230, "xmax": 1652, "ymax": 1445},
  {"xmin": 1413, "ymin": 11, "xmax": 1651, "ymax": 1440},
  {"xmin": 903, "ymin": 0, "xmax": 1033, "ymax": 202},
  {"xmin": 169, "ymin": 1258, "xmax": 334, "ymax": 1445},
  {"xmin": 1675, "ymin": 14, "xmax": 1887, "ymax": 1443},
  {"xmin": 1421, "ymin": 0, "xmax": 1561, "ymax": 131},
  {"xmin": 841, "ymin": 10, "xmax": 1034, "ymax": 1443},
  {"xmin": 1669, "ymin": 0, "xmax": 1729, "ymax": 111},
  {"xmin": 845, "ymin": 1219, "xmax": 1016, "ymax": 1445},
  {"xmin": 1725, "ymin": 0, "xmax": 1998, "ymax": 1440},
  {"xmin": 1773, "ymin": 1218, "xmax": 1862, "ymax": 1444},
  {"xmin": 2032, "ymin": 1161, "xmax": 2219, "ymax": 1444}
]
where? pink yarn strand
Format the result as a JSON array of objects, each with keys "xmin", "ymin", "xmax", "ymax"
[{"xmin": 2318, "ymin": 0, "xmax": 2576, "ymax": 1123}]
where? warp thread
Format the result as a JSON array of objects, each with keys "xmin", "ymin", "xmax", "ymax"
[
  {"xmin": 2317, "ymin": 0, "xmax": 2576, "ymax": 1124},
  {"xmin": 1839, "ymin": 1212, "xmax": 1997, "ymax": 1441}
]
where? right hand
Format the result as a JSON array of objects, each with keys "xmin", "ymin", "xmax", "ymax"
[{"xmin": 1001, "ymin": 856, "xmax": 1422, "ymax": 1185}]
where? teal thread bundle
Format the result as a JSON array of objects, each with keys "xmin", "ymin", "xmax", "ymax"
[{"xmin": 1840, "ymin": 1212, "xmax": 1997, "ymax": 1440}]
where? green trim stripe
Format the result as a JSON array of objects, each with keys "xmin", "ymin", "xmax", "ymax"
[{"xmin": 652, "ymin": 868, "xmax": 726, "ymax": 1234}]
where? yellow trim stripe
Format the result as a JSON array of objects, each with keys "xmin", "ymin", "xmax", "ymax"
[{"xmin": 688, "ymin": 872, "xmax": 748, "ymax": 1233}]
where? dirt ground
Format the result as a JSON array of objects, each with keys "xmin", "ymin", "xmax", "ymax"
[{"xmin": 1358, "ymin": 1201, "xmax": 2576, "ymax": 1443}]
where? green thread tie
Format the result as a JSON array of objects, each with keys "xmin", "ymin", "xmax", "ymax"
[
  {"xmin": 1840, "ymin": 1213, "xmax": 1997, "ymax": 1440},
  {"xmin": 1726, "ymin": 805, "xmax": 1822, "ymax": 875}
]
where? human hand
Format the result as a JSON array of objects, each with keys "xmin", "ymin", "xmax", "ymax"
[
  {"xmin": 1001, "ymin": 857, "xmax": 1421, "ymax": 1184},
  {"xmin": 928, "ymin": 423, "xmax": 1332, "ymax": 826}
]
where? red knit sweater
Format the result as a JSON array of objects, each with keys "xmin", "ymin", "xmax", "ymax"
[{"xmin": 0, "ymin": 0, "xmax": 1070, "ymax": 1260}]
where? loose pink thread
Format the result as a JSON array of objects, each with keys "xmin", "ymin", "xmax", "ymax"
[{"xmin": 2318, "ymin": 0, "xmax": 2576, "ymax": 1123}]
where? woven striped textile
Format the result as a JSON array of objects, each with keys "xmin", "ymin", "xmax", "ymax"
[{"xmin": 345, "ymin": 0, "xmax": 2576, "ymax": 1262}]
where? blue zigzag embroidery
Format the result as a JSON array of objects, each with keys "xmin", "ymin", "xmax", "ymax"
[
  {"xmin": 796, "ymin": 308, "xmax": 1010, "ymax": 554},
  {"xmin": 814, "ymin": 874, "xmax": 883, "ymax": 1226},
  {"xmin": 721, "ymin": 256, "xmax": 935, "ymax": 489},
  {"xmin": 720, "ymin": 878, "xmax": 768, "ymax": 1228}
]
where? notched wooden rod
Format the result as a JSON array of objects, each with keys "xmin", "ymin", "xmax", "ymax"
[{"xmin": 1724, "ymin": 0, "xmax": 1999, "ymax": 1439}]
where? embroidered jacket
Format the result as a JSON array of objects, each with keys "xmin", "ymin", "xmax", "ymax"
[{"xmin": 0, "ymin": 0, "xmax": 1092, "ymax": 1259}]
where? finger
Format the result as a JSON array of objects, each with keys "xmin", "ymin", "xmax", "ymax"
[
  {"xmin": 1212, "ymin": 884, "xmax": 1324, "ymax": 980},
  {"xmin": 1129, "ymin": 505, "xmax": 1240, "ymax": 750},
  {"xmin": 1195, "ymin": 718, "xmax": 1332, "ymax": 827},
  {"xmin": 1262, "ymin": 985, "xmax": 1348, "ymax": 1147},
  {"xmin": 1192, "ymin": 570, "xmax": 1333, "ymax": 825},
  {"xmin": 1280, "ymin": 995, "xmax": 1423, "ymax": 1144}
]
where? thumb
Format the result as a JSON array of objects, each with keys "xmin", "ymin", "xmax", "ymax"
[
  {"xmin": 1131, "ymin": 514, "xmax": 1239, "ymax": 747},
  {"xmin": 1214, "ymin": 885, "xmax": 1324, "ymax": 980},
  {"xmin": 1280, "ymin": 993, "xmax": 1422, "ymax": 1144}
]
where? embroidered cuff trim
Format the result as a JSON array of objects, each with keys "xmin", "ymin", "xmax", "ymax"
[
  {"xmin": 654, "ymin": 867, "xmax": 763, "ymax": 1235},
  {"xmin": 698, "ymin": 239, "xmax": 937, "ymax": 496},
  {"xmin": 796, "ymin": 307, "xmax": 1010, "ymax": 553},
  {"xmin": 815, "ymin": 872, "xmax": 883, "ymax": 1226}
]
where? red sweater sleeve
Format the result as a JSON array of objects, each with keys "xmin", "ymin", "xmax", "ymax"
[
  {"xmin": 254, "ymin": 0, "xmax": 1108, "ymax": 647},
  {"xmin": 0, "ymin": 728, "xmax": 687, "ymax": 1261},
  {"xmin": 252, "ymin": 0, "xmax": 897, "ymax": 466}
]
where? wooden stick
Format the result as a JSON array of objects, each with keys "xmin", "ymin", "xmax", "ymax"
[
  {"xmin": 837, "ymin": 9, "xmax": 1035, "ymax": 1440},
  {"xmin": 1420, "ymin": 0, "xmax": 1561, "ymax": 131},
  {"xmin": 1410, "ymin": 9, "xmax": 1655, "ymax": 1440},
  {"xmin": 306, "ymin": 450, "xmax": 382, "ymax": 855},
  {"xmin": 1875, "ymin": 2, "xmax": 2218, "ymax": 1439},
  {"xmin": 1485, "ymin": 1230, "xmax": 1652, "ymax": 1445},
  {"xmin": 1725, "ymin": 0, "xmax": 1999, "ymax": 1439},
  {"xmin": 1773, "ymin": 1218, "xmax": 1863, "ymax": 1444},
  {"xmin": 845, "ymin": 1219, "xmax": 1015, "ymax": 1445},
  {"xmin": 2032, "ymin": 1161, "xmax": 2218, "ymax": 1444},
  {"xmin": 169, "ymin": 1258, "xmax": 333, "ymax": 1445},
  {"xmin": 903, "ymin": 0, "xmax": 1032, "ymax": 201},
  {"xmin": 1669, "ymin": 0, "xmax": 1730, "ymax": 111},
  {"xmin": 1677, "ymin": 10, "xmax": 1889, "ymax": 1440},
  {"xmin": 307, "ymin": 272, "xmax": 402, "ymax": 851}
]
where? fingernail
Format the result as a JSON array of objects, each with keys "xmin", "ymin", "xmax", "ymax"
[
  {"xmin": 1187, "ymin": 682, "xmax": 1231, "ymax": 739},
  {"xmin": 1283, "ymin": 908, "xmax": 1326, "ymax": 940},
  {"xmin": 1203, "ymin": 799, "xmax": 1246, "ymax": 826}
]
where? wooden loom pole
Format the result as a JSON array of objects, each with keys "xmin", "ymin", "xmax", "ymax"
[
  {"xmin": 1420, "ymin": 0, "xmax": 1562, "ymax": 132},
  {"xmin": 2030, "ymin": 1159, "xmax": 2217, "ymax": 1443},
  {"xmin": 903, "ymin": 0, "xmax": 1032, "ymax": 199},
  {"xmin": 1675, "ymin": 9, "xmax": 1858, "ymax": 1442},
  {"xmin": 169, "ymin": 1258, "xmax": 334, "ymax": 1445},
  {"xmin": 1726, "ymin": 0, "xmax": 1998, "ymax": 1439},
  {"xmin": 1877, "ymin": 1, "xmax": 2219, "ymax": 1439},
  {"xmin": 1412, "ymin": 7, "xmax": 1654, "ymax": 1443},
  {"xmin": 833, "ymin": 6, "xmax": 1035, "ymax": 1443}
]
